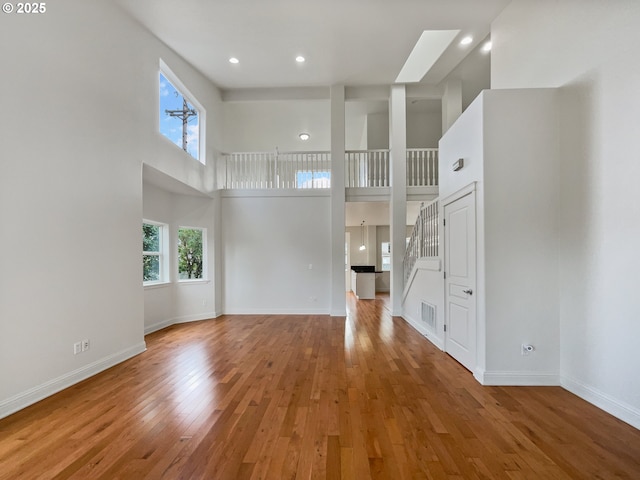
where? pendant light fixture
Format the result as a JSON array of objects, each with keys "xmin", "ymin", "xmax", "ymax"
[{"xmin": 359, "ymin": 221, "xmax": 366, "ymax": 251}]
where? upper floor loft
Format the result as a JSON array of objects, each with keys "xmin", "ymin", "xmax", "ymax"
[{"xmin": 219, "ymin": 148, "xmax": 438, "ymax": 199}]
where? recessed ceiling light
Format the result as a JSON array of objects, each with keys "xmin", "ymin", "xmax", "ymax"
[
  {"xmin": 482, "ymin": 41, "xmax": 492, "ymax": 52},
  {"xmin": 229, "ymin": 57, "xmax": 239, "ymax": 64},
  {"xmin": 460, "ymin": 36, "xmax": 473, "ymax": 46},
  {"xmin": 295, "ymin": 56, "xmax": 305, "ymax": 63},
  {"xmin": 299, "ymin": 133, "xmax": 310, "ymax": 140}
]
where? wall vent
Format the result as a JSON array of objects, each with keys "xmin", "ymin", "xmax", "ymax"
[{"xmin": 421, "ymin": 301, "xmax": 436, "ymax": 329}]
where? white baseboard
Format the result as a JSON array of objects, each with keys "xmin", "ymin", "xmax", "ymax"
[
  {"xmin": 173, "ymin": 311, "xmax": 219, "ymax": 324},
  {"xmin": 222, "ymin": 307, "xmax": 330, "ymax": 315},
  {"xmin": 401, "ymin": 313, "xmax": 444, "ymax": 351},
  {"xmin": 475, "ymin": 369, "xmax": 560, "ymax": 386},
  {"xmin": 0, "ymin": 342, "xmax": 147, "ymax": 420},
  {"xmin": 144, "ymin": 318, "xmax": 175, "ymax": 335},
  {"xmin": 145, "ymin": 312, "xmax": 222, "ymax": 335},
  {"xmin": 561, "ymin": 375, "xmax": 640, "ymax": 430}
]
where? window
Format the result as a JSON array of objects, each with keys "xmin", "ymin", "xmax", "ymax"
[
  {"xmin": 178, "ymin": 227, "xmax": 205, "ymax": 280},
  {"xmin": 296, "ymin": 170, "xmax": 331, "ymax": 189},
  {"xmin": 159, "ymin": 60, "xmax": 205, "ymax": 163},
  {"xmin": 143, "ymin": 221, "xmax": 168, "ymax": 284},
  {"xmin": 381, "ymin": 242, "xmax": 391, "ymax": 271}
]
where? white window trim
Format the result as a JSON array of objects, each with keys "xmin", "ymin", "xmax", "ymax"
[
  {"xmin": 143, "ymin": 219, "xmax": 170, "ymax": 286},
  {"xmin": 159, "ymin": 59, "xmax": 207, "ymax": 165},
  {"xmin": 177, "ymin": 226, "xmax": 207, "ymax": 282}
]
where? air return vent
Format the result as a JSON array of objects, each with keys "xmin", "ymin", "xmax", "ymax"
[{"xmin": 421, "ymin": 301, "xmax": 436, "ymax": 329}]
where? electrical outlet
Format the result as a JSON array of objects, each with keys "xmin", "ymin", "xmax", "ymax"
[
  {"xmin": 82, "ymin": 339, "xmax": 90, "ymax": 352},
  {"xmin": 73, "ymin": 342, "xmax": 82, "ymax": 355},
  {"xmin": 521, "ymin": 344, "xmax": 534, "ymax": 356}
]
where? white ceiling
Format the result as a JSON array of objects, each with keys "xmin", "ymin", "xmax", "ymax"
[{"xmin": 115, "ymin": 0, "xmax": 510, "ymax": 92}]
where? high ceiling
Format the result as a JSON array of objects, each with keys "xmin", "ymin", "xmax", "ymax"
[{"xmin": 115, "ymin": 0, "xmax": 511, "ymax": 93}]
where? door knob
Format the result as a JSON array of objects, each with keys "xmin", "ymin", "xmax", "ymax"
[{"xmin": 463, "ymin": 289, "xmax": 473, "ymax": 295}]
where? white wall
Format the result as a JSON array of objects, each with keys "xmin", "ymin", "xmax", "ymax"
[
  {"xmin": 492, "ymin": 0, "xmax": 640, "ymax": 429},
  {"xmin": 439, "ymin": 35, "xmax": 492, "ymax": 112},
  {"xmin": 222, "ymin": 100, "xmax": 330, "ymax": 152},
  {"xmin": 366, "ymin": 111, "xmax": 441, "ymax": 149},
  {"xmin": 367, "ymin": 112, "xmax": 390, "ymax": 149},
  {"xmin": 402, "ymin": 259, "xmax": 444, "ymax": 349},
  {"xmin": 221, "ymin": 193, "xmax": 331, "ymax": 314},
  {"xmin": 439, "ymin": 89, "xmax": 560, "ymax": 384},
  {"xmin": 0, "ymin": 0, "xmax": 222, "ymax": 418},
  {"xmin": 142, "ymin": 183, "xmax": 218, "ymax": 334},
  {"xmin": 407, "ymin": 112, "xmax": 442, "ymax": 148}
]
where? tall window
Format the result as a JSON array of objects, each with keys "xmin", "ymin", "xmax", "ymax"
[
  {"xmin": 178, "ymin": 227, "xmax": 205, "ymax": 280},
  {"xmin": 381, "ymin": 242, "xmax": 391, "ymax": 271},
  {"xmin": 143, "ymin": 221, "xmax": 167, "ymax": 284},
  {"xmin": 159, "ymin": 60, "xmax": 205, "ymax": 163}
]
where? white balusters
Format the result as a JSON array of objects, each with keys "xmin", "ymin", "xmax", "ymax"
[
  {"xmin": 404, "ymin": 198, "xmax": 439, "ymax": 286},
  {"xmin": 406, "ymin": 149, "xmax": 438, "ymax": 186},
  {"xmin": 344, "ymin": 150, "xmax": 390, "ymax": 188},
  {"xmin": 222, "ymin": 148, "xmax": 437, "ymax": 190}
]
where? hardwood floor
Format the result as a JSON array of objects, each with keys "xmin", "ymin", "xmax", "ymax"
[{"xmin": 1, "ymin": 293, "xmax": 639, "ymax": 479}]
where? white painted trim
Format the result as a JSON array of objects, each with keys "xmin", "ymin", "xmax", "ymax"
[
  {"xmin": 144, "ymin": 311, "xmax": 222, "ymax": 335},
  {"xmin": 221, "ymin": 189, "xmax": 331, "ymax": 198},
  {"xmin": 159, "ymin": 59, "xmax": 206, "ymax": 165},
  {"xmin": 176, "ymin": 279, "xmax": 211, "ymax": 285},
  {"xmin": 440, "ymin": 181, "xmax": 476, "ymax": 207},
  {"xmin": 402, "ymin": 257, "xmax": 441, "ymax": 302},
  {"xmin": 475, "ymin": 369, "xmax": 560, "ymax": 386},
  {"xmin": 402, "ymin": 312, "xmax": 445, "ymax": 351},
  {"xmin": 173, "ymin": 312, "xmax": 219, "ymax": 324},
  {"xmin": 0, "ymin": 342, "xmax": 147, "ymax": 421},
  {"xmin": 143, "ymin": 281, "xmax": 171, "ymax": 290},
  {"xmin": 345, "ymin": 187, "xmax": 391, "ymax": 202},
  {"xmin": 144, "ymin": 318, "xmax": 175, "ymax": 335},
  {"xmin": 561, "ymin": 375, "xmax": 640, "ymax": 430},
  {"xmin": 223, "ymin": 308, "xmax": 330, "ymax": 315}
]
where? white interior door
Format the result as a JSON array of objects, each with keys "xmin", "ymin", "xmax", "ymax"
[{"xmin": 444, "ymin": 192, "xmax": 477, "ymax": 372}]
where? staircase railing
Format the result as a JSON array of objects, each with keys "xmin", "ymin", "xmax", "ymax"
[{"xmin": 404, "ymin": 198, "xmax": 439, "ymax": 286}]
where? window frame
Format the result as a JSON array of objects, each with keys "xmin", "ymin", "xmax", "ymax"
[
  {"xmin": 143, "ymin": 220, "xmax": 170, "ymax": 286},
  {"xmin": 159, "ymin": 59, "xmax": 206, "ymax": 165},
  {"xmin": 177, "ymin": 226, "xmax": 207, "ymax": 283}
]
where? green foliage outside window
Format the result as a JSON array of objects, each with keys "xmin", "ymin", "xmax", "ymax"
[
  {"xmin": 143, "ymin": 223, "xmax": 161, "ymax": 282},
  {"xmin": 178, "ymin": 228, "xmax": 203, "ymax": 280}
]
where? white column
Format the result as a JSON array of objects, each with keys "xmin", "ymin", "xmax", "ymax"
[
  {"xmin": 330, "ymin": 85, "xmax": 346, "ymax": 316},
  {"xmin": 441, "ymin": 79, "xmax": 462, "ymax": 134},
  {"xmin": 389, "ymin": 84, "xmax": 407, "ymax": 316}
]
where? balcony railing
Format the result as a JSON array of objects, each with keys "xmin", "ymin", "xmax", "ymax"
[
  {"xmin": 223, "ymin": 151, "xmax": 331, "ymax": 189},
  {"xmin": 345, "ymin": 150, "xmax": 390, "ymax": 188},
  {"xmin": 220, "ymin": 148, "xmax": 438, "ymax": 190},
  {"xmin": 404, "ymin": 198, "xmax": 439, "ymax": 286},
  {"xmin": 406, "ymin": 148, "xmax": 438, "ymax": 187}
]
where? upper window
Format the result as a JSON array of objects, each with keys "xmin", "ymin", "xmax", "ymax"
[
  {"xmin": 143, "ymin": 221, "xmax": 168, "ymax": 284},
  {"xmin": 178, "ymin": 227, "xmax": 206, "ymax": 281},
  {"xmin": 296, "ymin": 170, "xmax": 331, "ymax": 189},
  {"xmin": 159, "ymin": 60, "xmax": 205, "ymax": 163}
]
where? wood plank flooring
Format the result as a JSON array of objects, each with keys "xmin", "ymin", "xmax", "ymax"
[{"xmin": 1, "ymin": 293, "xmax": 639, "ymax": 479}]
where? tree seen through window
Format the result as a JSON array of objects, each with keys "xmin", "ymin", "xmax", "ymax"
[{"xmin": 178, "ymin": 227, "xmax": 204, "ymax": 280}]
